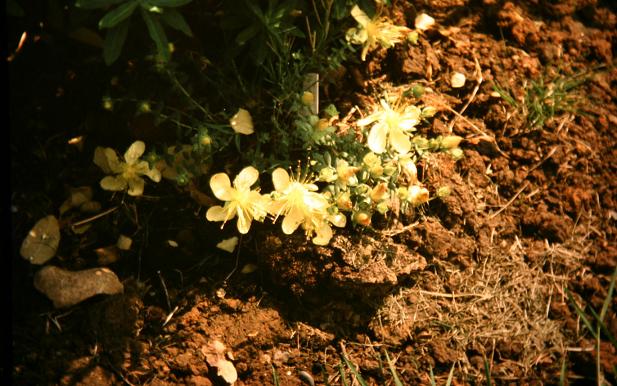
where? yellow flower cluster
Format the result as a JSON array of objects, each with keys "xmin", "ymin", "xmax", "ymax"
[
  {"xmin": 346, "ymin": 5, "xmax": 411, "ymax": 61},
  {"xmin": 205, "ymin": 167, "xmax": 345, "ymax": 245}
]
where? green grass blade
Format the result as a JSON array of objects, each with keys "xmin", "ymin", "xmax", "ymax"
[
  {"xmin": 338, "ymin": 361, "xmax": 348, "ymax": 386},
  {"xmin": 445, "ymin": 363, "xmax": 455, "ymax": 386},
  {"xmin": 492, "ymin": 82, "xmax": 517, "ymax": 107},
  {"xmin": 565, "ymin": 287, "xmax": 598, "ymax": 340},
  {"xmin": 341, "ymin": 352, "xmax": 367, "ymax": 386},
  {"xmin": 484, "ymin": 358, "xmax": 492, "ymax": 386},
  {"xmin": 383, "ymin": 350, "xmax": 403, "ymax": 386},
  {"xmin": 559, "ymin": 357, "xmax": 567, "ymax": 386},
  {"xmin": 428, "ymin": 365, "xmax": 436, "ymax": 386},
  {"xmin": 588, "ymin": 304, "xmax": 617, "ymax": 349},
  {"xmin": 600, "ymin": 266, "xmax": 617, "ymax": 322},
  {"xmin": 272, "ymin": 364, "xmax": 280, "ymax": 386}
]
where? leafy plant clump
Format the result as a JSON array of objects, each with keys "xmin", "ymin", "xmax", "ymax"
[{"xmin": 26, "ymin": 1, "xmax": 460, "ymax": 272}]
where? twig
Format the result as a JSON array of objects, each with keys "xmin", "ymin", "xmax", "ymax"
[
  {"xmin": 381, "ymin": 222, "xmax": 418, "ymax": 237},
  {"xmin": 526, "ymin": 146, "xmax": 558, "ymax": 175},
  {"xmin": 157, "ymin": 270, "xmax": 172, "ymax": 313},
  {"xmin": 70, "ymin": 206, "xmax": 118, "ymax": 231},
  {"xmin": 488, "ymin": 181, "xmax": 530, "ymax": 219},
  {"xmin": 224, "ymin": 235, "xmax": 243, "ymax": 282},
  {"xmin": 418, "ymin": 290, "xmax": 491, "ymax": 300}
]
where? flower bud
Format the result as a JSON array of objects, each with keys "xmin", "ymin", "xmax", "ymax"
[
  {"xmin": 396, "ymin": 187, "xmax": 409, "ymax": 200},
  {"xmin": 421, "ymin": 106, "xmax": 437, "ymax": 118},
  {"xmin": 318, "ymin": 166, "xmax": 337, "ymax": 183},
  {"xmin": 336, "ymin": 160, "xmax": 359, "ymax": 183},
  {"xmin": 369, "ymin": 165, "xmax": 384, "ymax": 178},
  {"xmin": 376, "ymin": 201, "xmax": 389, "ymax": 215},
  {"xmin": 363, "ymin": 152, "xmax": 381, "ymax": 168},
  {"xmin": 407, "ymin": 31, "xmax": 419, "ymax": 44},
  {"xmin": 441, "ymin": 135, "xmax": 463, "ymax": 149},
  {"xmin": 408, "ymin": 185, "xmax": 429, "ymax": 205},
  {"xmin": 370, "ymin": 182, "xmax": 388, "ymax": 202},
  {"xmin": 436, "ymin": 186, "xmax": 451, "ymax": 198},
  {"xmin": 353, "ymin": 211, "xmax": 372, "ymax": 226},
  {"xmin": 383, "ymin": 162, "xmax": 397, "ymax": 176},
  {"xmin": 301, "ymin": 91, "xmax": 314, "ymax": 106},
  {"xmin": 313, "ymin": 118, "xmax": 330, "ymax": 131},
  {"xmin": 448, "ymin": 148, "xmax": 464, "ymax": 160},
  {"xmin": 336, "ymin": 192, "xmax": 353, "ymax": 210}
]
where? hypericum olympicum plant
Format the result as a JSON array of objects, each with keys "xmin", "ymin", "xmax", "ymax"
[
  {"xmin": 346, "ymin": 5, "xmax": 411, "ymax": 61},
  {"xmin": 358, "ymin": 98, "xmax": 421, "ymax": 154},
  {"xmin": 206, "ymin": 166, "xmax": 269, "ymax": 234},
  {"xmin": 230, "ymin": 108, "xmax": 254, "ymax": 135},
  {"xmin": 93, "ymin": 141, "xmax": 161, "ymax": 196},
  {"xmin": 269, "ymin": 168, "xmax": 346, "ymax": 245}
]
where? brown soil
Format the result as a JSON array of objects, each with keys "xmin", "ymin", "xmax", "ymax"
[{"xmin": 10, "ymin": 0, "xmax": 617, "ymax": 385}]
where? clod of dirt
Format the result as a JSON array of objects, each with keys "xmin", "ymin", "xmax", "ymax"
[{"xmin": 33, "ymin": 265, "xmax": 124, "ymax": 308}]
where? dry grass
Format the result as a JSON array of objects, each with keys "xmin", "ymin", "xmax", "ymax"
[{"xmin": 366, "ymin": 201, "xmax": 612, "ymax": 383}]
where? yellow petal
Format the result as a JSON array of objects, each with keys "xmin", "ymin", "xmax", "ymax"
[
  {"xmin": 281, "ymin": 208, "xmax": 302, "ymax": 235},
  {"xmin": 312, "ymin": 222, "xmax": 333, "ymax": 245},
  {"xmin": 351, "ymin": 5, "xmax": 371, "ymax": 27},
  {"xmin": 216, "ymin": 236, "xmax": 239, "ymax": 253},
  {"xmin": 272, "ymin": 168, "xmax": 290, "ymax": 192},
  {"xmin": 389, "ymin": 127, "xmax": 412, "ymax": 154},
  {"xmin": 210, "ymin": 173, "xmax": 233, "ymax": 201},
  {"xmin": 207, "ymin": 205, "xmax": 232, "ymax": 222},
  {"xmin": 230, "ymin": 108, "xmax": 254, "ymax": 135},
  {"xmin": 367, "ymin": 122, "xmax": 388, "ymax": 154},
  {"xmin": 100, "ymin": 176, "xmax": 127, "ymax": 191},
  {"xmin": 234, "ymin": 166, "xmax": 259, "ymax": 191},
  {"xmin": 329, "ymin": 213, "xmax": 347, "ymax": 228},
  {"xmin": 145, "ymin": 166, "xmax": 161, "ymax": 183},
  {"xmin": 93, "ymin": 147, "xmax": 113, "ymax": 173},
  {"xmin": 305, "ymin": 191, "xmax": 328, "ymax": 211},
  {"xmin": 357, "ymin": 111, "xmax": 381, "ymax": 127},
  {"xmin": 127, "ymin": 177, "xmax": 145, "ymax": 196},
  {"xmin": 104, "ymin": 148, "xmax": 123, "ymax": 173},
  {"xmin": 124, "ymin": 141, "xmax": 145, "ymax": 165},
  {"xmin": 236, "ymin": 208, "xmax": 252, "ymax": 234},
  {"xmin": 415, "ymin": 13, "xmax": 435, "ymax": 31}
]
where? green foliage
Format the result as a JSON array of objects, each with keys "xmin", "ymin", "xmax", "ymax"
[
  {"xmin": 76, "ymin": 0, "xmax": 194, "ymax": 65},
  {"xmin": 492, "ymin": 67, "xmax": 594, "ymax": 131}
]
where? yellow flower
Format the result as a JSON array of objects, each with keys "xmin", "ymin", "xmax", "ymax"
[
  {"xmin": 94, "ymin": 141, "xmax": 161, "ymax": 196},
  {"xmin": 346, "ymin": 5, "xmax": 411, "ymax": 61},
  {"xmin": 358, "ymin": 98, "xmax": 421, "ymax": 154},
  {"xmin": 269, "ymin": 168, "xmax": 346, "ymax": 245},
  {"xmin": 206, "ymin": 166, "xmax": 269, "ymax": 234},
  {"xmin": 230, "ymin": 108, "xmax": 254, "ymax": 135}
]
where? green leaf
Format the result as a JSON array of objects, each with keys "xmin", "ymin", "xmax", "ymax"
[
  {"xmin": 160, "ymin": 8, "xmax": 192, "ymax": 37},
  {"xmin": 144, "ymin": 0, "xmax": 192, "ymax": 7},
  {"xmin": 98, "ymin": 1, "xmax": 138, "ymax": 29},
  {"xmin": 75, "ymin": 0, "xmax": 127, "ymax": 10},
  {"xmin": 141, "ymin": 10, "xmax": 170, "ymax": 62},
  {"xmin": 235, "ymin": 24, "xmax": 259, "ymax": 46},
  {"xmin": 103, "ymin": 19, "xmax": 129, "ymax": 65}
]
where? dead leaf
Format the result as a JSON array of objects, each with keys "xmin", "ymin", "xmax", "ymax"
[
  {"xmin": 202, "ymin": 340, "xmax": 237, "ymax": 384},
  {"xmin": 20, "ymin": 215, "xmax": 60, "ymax": 265},
  {"xmin": 33, "ymin": 265, "xmax": 124, "ymax": 308}
]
